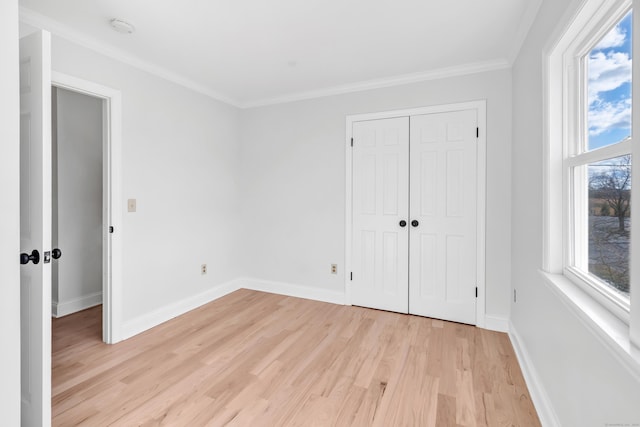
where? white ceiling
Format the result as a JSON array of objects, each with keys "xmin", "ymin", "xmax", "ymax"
[{"xmin": 19, "ymin": 0, "xmax": 541, "ymax": 107}]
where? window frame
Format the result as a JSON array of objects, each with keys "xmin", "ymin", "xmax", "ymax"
[
  {"xmin": 547, "ymin": 0, "xmax": 637, "ymax": 325},
  {"xmin": 566, "ymin": 3, "xmax": 633, "ymax": 315}
]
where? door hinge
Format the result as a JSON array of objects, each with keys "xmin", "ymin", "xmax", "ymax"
[
  {"xmin": 475, "ymin": 287, "xmax": 478, "ymax": 298},
  {"xmin": 109, "ymin": 226, "xmax": 114, "ymax": 234},
  {"xmin": 350, "ymin": 137, "xmax": 354, "ymax": 147},
  {"xmin": 350, "ymin": 272, "xmax": 353, "ymax": 281},
  {"xmin": 476, "ymin": 127, "xmax": 479, "ymax": 138}
]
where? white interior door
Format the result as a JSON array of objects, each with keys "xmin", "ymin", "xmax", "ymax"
[
  {"xmin": 408, "ymin": 110, "xmax": 478, "ymax": 324},
  {"xmin": 351, "ymin": 117, "xmax": 410, "ymax": 313},
  {"xmin": 20, "ymin": 30, "xmax": 52, "ymax": 427}
]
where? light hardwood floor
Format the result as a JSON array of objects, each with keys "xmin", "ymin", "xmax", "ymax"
[{"xmin": 52, "ymin": 289, "xmax": 540, "ymax": 426}]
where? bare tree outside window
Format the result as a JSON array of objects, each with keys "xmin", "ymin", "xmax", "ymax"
[
  {"xmin": 588, "ymin": 155, "xmax": 631, "ymax": 295},
  {"xmin": 589, "ymin": 154, "xmax": 631, "ymax": 231}
]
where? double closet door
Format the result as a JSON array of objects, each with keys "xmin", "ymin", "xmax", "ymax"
[{"xmin": 351, "ymin": 109, "xmax": 478, "ymax": 325}]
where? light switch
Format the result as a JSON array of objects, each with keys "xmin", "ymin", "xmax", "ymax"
[{"xmin": 128, "ymin": 198, "xmax": 136, "ymax": 212}]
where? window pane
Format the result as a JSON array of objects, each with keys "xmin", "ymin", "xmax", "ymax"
[
  {"xmin": 588, "ymin": 155, "xmax": 631, "ymax": 297},
  {"xmin": 587, "ymin": 11, "xmax": 632, "ymax": 151}
]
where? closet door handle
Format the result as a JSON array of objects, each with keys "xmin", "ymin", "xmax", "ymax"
[
  {"xmin": 411, "ymin": 220, "xmax": 419, "ymax": 227},
  {"xmin": 399, "ymin": 220, "xmax": 407, "ymax": 227}
]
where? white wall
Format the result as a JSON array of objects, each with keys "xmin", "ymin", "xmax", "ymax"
[
  {"xmin": 512, "ymin": 0, "xmax": 640, "ymax": 424},
  {"xmin": 17, "ymin": 21, "xmax": 513, "ymax": 336},
  {"xmin": 0, "ymin": 0, "xmax": 22, "ymax": 423},
  {"xmin": 43, "ymin": 34, "xmax": 243, "ymax": 326},
  {"xmin": 52, "ymin": 87, "xmax": 103, "ymax": 316},
  {"xmin": 18, "ymin": 21, "xmax": 513, "ymax": 332},
  {"xmin": 8, "ymin": 2, "xmax": 638, "ymax": 423},
  {"xmin": 240, "ymin": 69, "xmax": 513, "ymax": 321}
]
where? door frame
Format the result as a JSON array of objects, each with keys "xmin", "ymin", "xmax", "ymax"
[
  {"xmin": 344, "ymin": 100, "xmax": 487, "ymax": 328},
  {"xmin": 51, "ymin": 72, "xmax": 123, "ymax": 344}
]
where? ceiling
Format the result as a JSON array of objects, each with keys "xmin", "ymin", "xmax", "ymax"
[{"xmin": 19, "ymin": 0, "xmax": 541, "ymax": 107}]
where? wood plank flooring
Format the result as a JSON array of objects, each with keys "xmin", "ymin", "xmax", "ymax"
[{"xmin": 52, "ymin": 289, "xmax": 541, "ymax": 426}]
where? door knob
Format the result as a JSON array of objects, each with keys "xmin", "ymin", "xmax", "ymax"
[
  {"xmin": 20, "ymin": 249, "xmax": 40, "ymax": 265},
  {"xmin": 411, "ymin": 220, "xmax": 419, "ymax": 227},
  {"xmin": 52, "ymin": 248, "xmax": 62, "ymax": 260},
  {"xmin": 399, "ymin": 220, "xmax": 407, "ymax": 227}
]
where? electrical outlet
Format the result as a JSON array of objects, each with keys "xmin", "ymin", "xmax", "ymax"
[
  {"xmin": 201, "ymin": 264, "xmax": 207, "ymax": 275},
  {"xmin": 331, "ymin": 264, "xmax": 337, "ymax": 274},
  {"xmin": 127, "ymin": 198, "xmax": 136, "ymax": 212}
]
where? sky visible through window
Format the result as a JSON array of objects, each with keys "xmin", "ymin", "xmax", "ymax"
[
  {"xmin": 588, "ymin": 11, "xmax": 632, "ymax": 150},
  {"xmin": 586, "ymin": 11, "xmax": 632, "ymax": 297}
]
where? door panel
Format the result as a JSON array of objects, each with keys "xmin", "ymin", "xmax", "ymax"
[
  {"xmin": 419, "ymin": 151, "xmax": 437, "ymax": 216},
  {"xmin": 351, "ymin": 117, "xmax": 409, "ymax": 313},
  {"xmin": 20, "ymin": 30, "xmax": 52, "ymax": 427},
  {"xmin": 418, "ymin": 233, "xmax": 437, "ymax": 297},
  {"xmin": 409, "ymin": 110, "xmax": 477, "ymax": 324}
]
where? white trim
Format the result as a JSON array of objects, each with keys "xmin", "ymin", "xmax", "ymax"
[
  {"xmin": 239, "ymin": 278, "xmax": 347, "ymax": 306},
  {"xmin": 631, "ymin": 0, "xmax": 640, "ymax": 348},
  {"xmin": 20, "ymin": 7, "xmax": 239, "ymax": 107},
  {"xmin": 541, "ymin": 0, "xmax": 605, "ymax": 273},
  {"xmin": 540, "ymin": 271, "xmax": 640, "ymax": 382},
  {"xmin": 345, "ymin": 100, "xmax": 488, "ymax": 328},
  {"xmin": 20, "ymin": 6, "xmax": 513, "ymax": 110},
  {"xmin": 51, "ymin": 292, "xmax": 102, "ymax": 318},
  {"xmin": 544, "ymin": 0, "xmax": 635, "ymax": 330},
  {"xmin": 122, "ymin": 278, "xmax": 344, "ymax": 341},
  {"xmin": 121, "ymin": 280, "xmax": 241, "ymax": 341},
  {"xmin": 508, "ymin": 0, "xmax": 544, "ymax": 63},
  {"xmin": 243, "ymin": 61, "xmax": 510, "ymax": 108},
  {"xmin": 564, "ymin": 138, "xmax": 632, "ymax": 168},
  {"xmin": 542, "ymin": 29, "xmax": 564, "ymax": 274},
  {"xmin": 344, "ymin": 122, "xmax": 353, "ymax": 307},
  {"xmin": 563, "ymin": 267, "xmax": 630, "ymax": 322},
  {"xmin": 51, "ymin": 71, "xmax": 123, "ymax": 344},
  {"xmin": 345, "ymin": 101, "xmax": 487, "ymax": 122},
  {"xmin": 509, "ymin": 321, "xmax": 562, "ymax": 427},
  {"xmin": 484, "ymin": 315, "xmax": 510, "ymax": 333},
  {"xmin": 476, "ymin": 104, "xmax": 488, "ymax": 329}
]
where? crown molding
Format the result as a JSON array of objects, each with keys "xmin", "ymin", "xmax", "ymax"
[
  {"xmin": 20, "ymin": 6, "xmax": 513, "ymax": 110},
  {"xmin": 19, "ymin": 6, "xmax": 241, "ymax": 107},
  {"xmin": 239, "ymin": 59, "xmax": 511, "ymax": 108},
  {"xmin": 508, "ymin": 0, "xmax": 544, "ymax": 63}
]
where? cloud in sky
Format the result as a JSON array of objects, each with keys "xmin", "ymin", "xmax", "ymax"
[
  {"xmin": 588, "ymin": 98, "xmax": 631, "ymax": 136},
  {"xmin": 588, "ymin": 51, "xmax": 631, "ymax": 104},
  {"xmin": 587, "ymin": 19, "xmax": 632, "ymax": 140},
  {"xmin": 594, "ymin": 25, "xmax": 627, "ymax": 50}
]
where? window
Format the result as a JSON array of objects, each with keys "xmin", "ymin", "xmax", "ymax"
[
  {"xmin": 565, "ymin": 8, "xmax": 633, "ymax": 314},
  {"xmin": 546, "ymin": 0, "xmax": 640, "ymax": 331}
]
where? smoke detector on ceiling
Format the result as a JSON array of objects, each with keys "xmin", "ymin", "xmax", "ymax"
[{"xmin": 110, "ymin": 19, "xmax": 135, "ymax": 34}]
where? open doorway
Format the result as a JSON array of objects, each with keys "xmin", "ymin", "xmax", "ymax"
[
  {"xmin": 51, "ymin": 86, "xmax": 103, "ymax": 326},
  {"xmin": 51, "ymin": 72, "xmax": 123, "ymax": 345}
]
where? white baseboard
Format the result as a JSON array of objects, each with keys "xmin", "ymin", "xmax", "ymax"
[
  {"xmin": 120, "ymin": 279, "xmax": 241, "ymax": 341},
  {"xmin": 119, "ymin": 278, "xmax": 345, "ymax": 341},
  {"xmin": 238, "ymin": 277, "xmax": 346, "ymax": 306},
  {"xmin": 52, "ymin": 291, "xmax": 102, "ymax": 318},
  {"xmin": 118, "ymin": 277, "xmax": 508, "ymax": 346},
  {"xmin": 483, "ymin": 315, "xmax": 510, "ymax": 333},
  {"xmin": 509, "ymin": 321, "xmax": 561, "ymax": 427}
]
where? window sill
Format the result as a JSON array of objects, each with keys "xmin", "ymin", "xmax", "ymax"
[{"xmin": 539, "ymin": 270, "xmax": 640, "ymax": 381}]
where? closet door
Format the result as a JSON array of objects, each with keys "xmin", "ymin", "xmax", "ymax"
[
  {"xmin": 351, "ymin": 117, "xmax": 409, "ymax": 313},
  {"xmin": 408, "ymin": 110, "xmax": 477, "ymax": 324}
]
